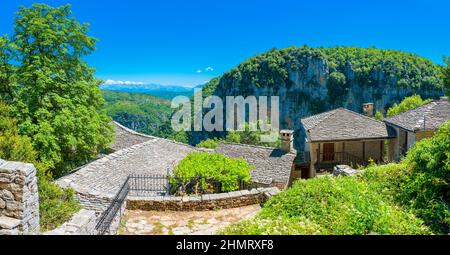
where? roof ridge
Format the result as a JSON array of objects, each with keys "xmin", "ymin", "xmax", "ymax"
[
  {"xmin": 113, "ymin": 121, "xmax": 198, "ymax": 150},
  {"xmin": 113, "ymin": 121, "xmax": 158, "ymax": 139},
  {"xmin": 339, "ymin": 107, "xmax": 387, "ymax": 125},
  {"xmin": 384, "ymin": 99, "xmax": 439, "ymax": 122},
  {"xmin": 218, "ymin": 141, "xmax": 296, "ymax": 154},
  {"xmin": 302, "ymin": 108, "xmax": 343, "ymax": 130}
]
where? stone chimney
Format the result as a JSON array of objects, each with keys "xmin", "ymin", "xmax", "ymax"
[
  {"xmin": 280, "ymin": 130, "xmax": 294, "ymax": 153},
  {"xmin": 363, "ymin": 103, "xmax": 374, "ymax": 117}
]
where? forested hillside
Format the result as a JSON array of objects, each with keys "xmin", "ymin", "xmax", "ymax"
[{"xmin": 102, "ymin": 91, "xmax": 174, "ymax": 137}]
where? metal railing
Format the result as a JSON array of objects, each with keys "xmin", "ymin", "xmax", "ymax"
[
  {"xmin": 95, "ymin": 176, "xmax": 130, "ymax": 235},
  {"xmin": 129, "ymin": 173, "xmax": 169, "ymax": 197},
  {"xmin": 94, "ymin": 172, "xmax": 257, "ymax": 234},
  {"xmin": 316, "ymin": 151, "xmax": 365, "ymax": 169}
]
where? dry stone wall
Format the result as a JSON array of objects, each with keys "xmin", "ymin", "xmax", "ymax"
[
  {"xmin": 126, "ymin": 187, "xmax": 279, "ymax": 211},
  {"xmin": 0, "ymin": 159, "xmax": 39, "ymax": 234},
  {"xmin": 44, "ymin": 209, "xmax": 97, "ymax": 235}
]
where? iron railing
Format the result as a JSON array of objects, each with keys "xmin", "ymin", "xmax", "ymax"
[
  {"xmin": 95, "ymin": 176, "xmax": 130, "ymax": 235},
  {"xmin": 94, "ymin": 172, "xmax": 257, "ymax": 234},
  {"xmin": 129, "ymin": 173, "xmax": 170, "ymax": 197},
  {"xmin": 316, "ymin": 151, "xmax": 366, "ymax": 169}
]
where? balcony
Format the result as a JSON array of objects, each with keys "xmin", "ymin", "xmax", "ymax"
[{"xmin": 315, "ymin": 151, "xmax": 366, "ymax": 171}]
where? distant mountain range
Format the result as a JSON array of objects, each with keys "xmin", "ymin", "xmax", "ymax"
[{"xmin": 99, "ymin": 83, "xmax": 204, "ymax": 100}]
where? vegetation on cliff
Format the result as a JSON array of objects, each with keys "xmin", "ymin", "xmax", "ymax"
[
  {"xmin": 215, "ymin": 46, "xmax": 442, "ymax": 92},
  {"xmin": 195, "ymin": 46, "xmax": 444, "ymax": 148},
  {"xmin": 222, "ymin": 121, "xmax": 450, "ymax": 234}
]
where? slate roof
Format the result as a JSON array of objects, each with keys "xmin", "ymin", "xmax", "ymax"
[
  {"xmin": 301, "ymin": 108, "xmax": 393, "ymax": 142},
  {"xmin": 214, "ymin": 143, "xmax": 296, "ymax": 188},
  {"xmin": 110, "ymin": 121, "xmax": 154, "ymax": 151},
  {"xmin": 58, "ymin": 126, "xmax": 200, "ymax": 197},
  {"xmin": 384, "ymin": 97, "xmax": 450, "ymax": 132}
]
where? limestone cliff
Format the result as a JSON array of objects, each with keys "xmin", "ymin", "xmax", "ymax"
[{"xmin": 190, "ymin": 46, "xmax": 444, "ymax": 150}]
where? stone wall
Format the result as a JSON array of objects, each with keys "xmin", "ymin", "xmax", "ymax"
[
  {"xmin": 44, "ymin": 209, "xmax": 97, "ymax": 235},
  {"xmin": 126, "ymin": 187, "xmax": 279, "ymax": 211},
  {"xmin": 0, "ymin": 159, "xmax": 39, "ymax": 235},
  {"xmin": 74, "ymin": 190, "xmax": 127, "ymax": 235}
]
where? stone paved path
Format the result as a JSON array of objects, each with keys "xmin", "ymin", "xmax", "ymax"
[{"xmin": 119, "ymin": 205, "xmax": 261, "ymax": 235}]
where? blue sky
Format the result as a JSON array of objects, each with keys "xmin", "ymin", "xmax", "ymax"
[{"xmin": 1, "ymin": 0, "xmax": 449, "ymax": 86}]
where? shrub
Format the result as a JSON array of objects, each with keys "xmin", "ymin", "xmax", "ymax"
[
  {"xmin": 223, "ymin": 176, "xmax": 430, "ymax": 235},
  {"xmin": 172, "ymin": 152, "xmax": 253, "ymax": 194},
  {"xmin": 219, "ymin": 217, "xmax": 322, "ymax": 235},
  {"xmin": 37, "ymin": 170, "xmax": 81, "ymax": 231},
  {"xmin": 196, "ymin": 138, "xmax": 221, "ymax": 149},
  {"xmin": 400, "ymin": 121, "xmax": 450, "ymax": 233}
]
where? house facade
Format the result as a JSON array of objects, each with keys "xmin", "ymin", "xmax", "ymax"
[
  {"xmin": 384, "ymin": 96, "xmax": 450, "ymax": 161},
  {"xmin": 299, "ymin": 106, "xmax": 396, "ymax": 178}
]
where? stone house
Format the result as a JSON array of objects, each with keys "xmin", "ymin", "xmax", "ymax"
[
  {"xmin": 384, "ymin": 96, "xmax": 450, "ymax": 161},
  {"xmin": 299, "ymin": 105, "xmax": 396, "ymax": 178}
]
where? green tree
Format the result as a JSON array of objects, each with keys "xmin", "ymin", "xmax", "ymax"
[
  {"xmin": 0, "ymin": 102, "xmax": 80, "ymax": 231},
  {"xmin": 327, "ymin": 71, "xmax": 347, "ymax": 104},
  {"xmin": 0, "ymin": 35, "xmax": 15, "ymax": 103},
  {"xmin": 387, "ymin": 95, "xmax": 432, "ymax": 117},
  {"xmin": 374, "ymin": 111, "xmax": 384, "ymax": 121},
  {"xmin": 444, "ymin": 56, "xmax": 450, "ymax": 96},
  {"xmin": 0, "ymin": 102, "xmax": 36, "ymax": 162},
  {"xmin": 11, "ymin": 4, "xmax": 114, "ymax": 176},
  {"xmin": 225, "ymin": 122, "xmax": 281, "ymax": 148}
]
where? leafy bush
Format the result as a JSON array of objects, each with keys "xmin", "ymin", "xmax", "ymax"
[
  {"xmin": 386, "ymin": 94, "xmax": 432, "ymax": 117},
  {"xmin": 196, "ymin": 138, "xmax": 221, "ymax": 149},
  {"xmin": 223, "ymin": 175, "xmax": 430, "ymax": 235},
  {"xmin": 172, "ymin": 152, "xmax": 253, "ymax": 194},
  {"xmin": 219, "ymin": 217, "xmax": 322, "ymax": 235},
  {"xmin": 37, "ymin": 171, "xmax": 81, "ymax": 231},
  {"xmin": 400, "ymin": 121, "xmax": 450, "ymax": 233}
]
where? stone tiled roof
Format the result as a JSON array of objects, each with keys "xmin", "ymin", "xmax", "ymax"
[
  {"xmin": 384, "ymin": 97, "xmax": 450, "ymax": 132},
  {"xmin": 58, "ymin": 136, "xmax": 200, "ymax": 197},
  {"xmin": 214, "ymin": 143, "xmax": 296, "ymax": 188},
  {"xmin": 301, "ymin": 108, "xmax": 393, "ymax": 142},
  {"xmin": 110, "ymin": 121, "xmax": 155, "ymax": 151}
]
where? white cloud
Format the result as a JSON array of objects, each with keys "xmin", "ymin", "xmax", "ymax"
[
  {"xmin": 196, "ymin": 67, "xmax": 214, "ymax": 74},
  {"xmin": 104, "ymin": 79, "xmax": 144, "ymax": 85}
]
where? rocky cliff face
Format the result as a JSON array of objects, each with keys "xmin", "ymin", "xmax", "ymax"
[{"xmin": 190, "ymin": 47, "xmax": 444, "ymax": 150}]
